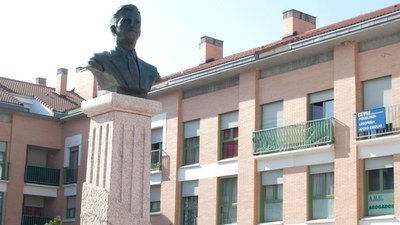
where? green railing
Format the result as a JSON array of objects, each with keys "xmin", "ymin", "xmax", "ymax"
[
  {"xmin": 25, "ymin": 165, "xmax": 60, "ymax": 186},
  {"xmin": 21, "ymin": 215, "xmax": 53, "ymax": 225},
  {"xmin": 63, "ymin": 167, "xmax": 77, "ymax": 185},
  {"xmin": 253, "ymin": 118, "xmax": 334, "ymax": 155}
]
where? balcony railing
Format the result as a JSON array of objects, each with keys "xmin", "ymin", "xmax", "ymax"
[
  {"xmin": 253, "ymin": 118, "xmax": 335, "ymax": 155},
  {"xmin": 21, "ymin": 215, "xmax": 53, "ymax": 225},
  {"xmin": 151, "ymin": 148, "xmax": 162, "ymax": 170},
  {"xmin": 354, "ymin": 105, "xmax": 400, "ymax": 140},
  {"xmin": 63, "ymin": 167, "xmax": 78, "ymax": 185},
  {"xmin": 25, "ymin": 165, "xmax": 60, "ymax": 186}
]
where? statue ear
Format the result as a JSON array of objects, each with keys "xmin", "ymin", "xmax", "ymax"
[{"xmin": 110, "ymin": 25, "xmax": 117, "ymax": 34}]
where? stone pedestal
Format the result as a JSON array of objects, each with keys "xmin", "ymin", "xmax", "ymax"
[{"xmin": 80, "ymin": 93, "xmax": 161, "ymax": 225}]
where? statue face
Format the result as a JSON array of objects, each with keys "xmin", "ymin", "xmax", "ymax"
[{"xmin": 115, "ymin": 10, "xmax": 141, "ymax": 42}]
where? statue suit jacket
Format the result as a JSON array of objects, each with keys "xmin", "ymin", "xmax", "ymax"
[{"xmin": 88, "ymin": 47, "xmax": 160, "ymax": 97}]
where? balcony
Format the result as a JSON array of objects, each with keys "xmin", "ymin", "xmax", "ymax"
[
  {"xmin": 354, "ymin": 105, "xmax": 400, "ymax": 140},
  {"xmin": 253, "ymin": 118, "xmax": 334, "ymax": 155},
  {"xmin": 63, "ymin": 167, "xmax": 78, "ymax": 185},
  {"xmin": 25, "ymin": 165, "xmax": 60, "ymax": 186},
  {"xmin": 151, "ymin": 148, "xmax": 162, "ymax": 170},
  {"xmin": 21, "ymin": 215, "xmax": 54, "ymax": 225}
]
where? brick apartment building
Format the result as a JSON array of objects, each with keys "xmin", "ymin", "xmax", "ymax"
[{"xmin": 1, "ymin": 3, "xmax": 400, "ymax": 225}]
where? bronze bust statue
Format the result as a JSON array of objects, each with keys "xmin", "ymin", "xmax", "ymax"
[{"xmin": 87, "ymin": 4, "xmax": 160, "ymax": 97}]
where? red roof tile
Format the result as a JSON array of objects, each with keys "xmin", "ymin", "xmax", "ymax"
[
  {"xmin": 160, "ymin": 3, "xmax": 400, "ymax": 82},
  {"xmin": 0, "ymin": 77, "xmax": 83, "ymax": 113}
]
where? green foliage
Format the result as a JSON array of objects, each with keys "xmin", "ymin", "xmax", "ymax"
[{"xmin": 44, "ymin": 216, "xmax": 62, "ymax": 225}]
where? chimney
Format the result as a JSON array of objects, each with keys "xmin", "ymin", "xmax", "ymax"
[
  {"xmin": 282, "ymin": 9, "xmax": 316, "ymax": 39},
  {"xmin": 74, "ymin": 67, "xmax": 97, "ymax": 100},
  {"xmin": 56, "ymin": 68, "xmax": 68, "ymax": 96},
  {"xmin": 35, "ymin": 77, "xmax": 47, "ymax": 86},
  {"xmin": 198, "ymin": 36, "xmax": 223, "ymax": 65}
]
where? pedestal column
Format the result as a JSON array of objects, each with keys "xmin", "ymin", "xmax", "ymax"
[{"xmin": 80, "ymin": 93, "xmax": 161, "ymax": 225}]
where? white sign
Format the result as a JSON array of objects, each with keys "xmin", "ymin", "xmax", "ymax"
[{"xmin": 368, "ymin": 193, "xmax": 394, "ymax": 216}]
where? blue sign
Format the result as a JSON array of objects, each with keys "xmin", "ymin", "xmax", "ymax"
[{"xmin": 357, "ymin": 107, "xmax": 386, "ymax": 133}]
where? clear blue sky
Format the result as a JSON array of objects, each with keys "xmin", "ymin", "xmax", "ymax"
[{"xmin": 0, "ymin": 0, "xmax": 399, "ymax": 89}]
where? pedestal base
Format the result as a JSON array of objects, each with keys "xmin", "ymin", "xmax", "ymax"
[
  {"xmin": 81, "ymin": 182, "xmax": 151, "ymax": 225},
  {"xmin": 80, "ymin": 93, "xmax": 161, "ymax": 225}
]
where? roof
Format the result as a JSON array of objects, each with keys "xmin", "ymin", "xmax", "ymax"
[
  {"xmin": 159, "ymin": 3, "xmax": 400, "ymax": 83},
  {"xmin": 0, "ymin": 77, "xmax": 84, "ymax": 113}
]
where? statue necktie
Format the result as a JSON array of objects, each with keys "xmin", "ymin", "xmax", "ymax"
[{"xmin": 127, "ymin": 52, "xmax": 140, "ymax": 88}]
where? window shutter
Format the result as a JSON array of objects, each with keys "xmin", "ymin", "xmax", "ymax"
[
  {"xmin": 309, "ymin": 89, "xmax": 333, "ymax": 104},
  {"xmin": 262, "ymin": 101, "xmax": 283, "ymax": 129},
  {"xmin": 363, "ymin": 76, "xmax": 391, "ymax": 110},
  {"xmin": 221, "ymin": 111, "xmax": 238, "ymax": 130},
  {"xmin": 24, "ymin": 196, "xmax": 44, "ymax": 208},
  {"xmin": 365, "ymin": 156, "xmax": 393, "ymax": 171},
  {"xmin": 262, "ymin": 170, "xmax": 283, "ymax": 186},
  {"xmin": 150, "ymin": 185, "xmax": 161, "ymax": 202},
  {"xmin": 182, "ymin": 180, "xmax": 199, "ymax": 197},
  {"xmin": 184, "ymin": 120, "xmax": 200, "ymax": 138},
  {"xmin": 310, "ymin": 163, "xmax": 334, "ymax": 174},
  {"xmin": 151, "ymin": 128, "xmax": 163, "ymax": 144}
]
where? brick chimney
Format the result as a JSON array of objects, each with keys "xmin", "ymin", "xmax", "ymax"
[
  {"xmin": 282, "ymin": 9, "xmax": 316, "ymax": 39},
  {"xmin": 35, "ymin": 77, "xmax": 46, "ymax": 86},
  {"xmin": 198, "ymin": 36, "xmax": 223, "ymax": 65},
  {"xmin": 56, "ymin": 68, "xmax": 68, "ymax": 96},
  {"xmin": 74, "ymin": 67, "xmax": 97, "ymax": 100}
]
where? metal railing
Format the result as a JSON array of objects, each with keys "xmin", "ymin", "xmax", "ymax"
[
  {"xmin": 354, "ymin": 105, "xmax": 400, "ymax": 140},
  {"xmin": 24, "ymin": 165, "xmax": 60, "ymax": 186},
  {"xmin": 21, "ymin": 215, "xmax": 54, "ymax": 225},
  {"xmin": 253, "ymin": 118, "xmax": 334, "ymax": 155},
  {"xmin": 63, "ymin": 167, "xmax": 78, "ymax": 185},
  {"xmin": 151, "ymin": 148, "xmax": 162, "ymax": 170}
]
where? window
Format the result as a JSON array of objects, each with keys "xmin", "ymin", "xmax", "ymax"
[
  {"xmin": 363, "ymin": 76, "xmax": 391, "ymax": 111},
  {"xmin": 0, "ymin": 192, "xmax": 3, "ymax": 225},
  {"xmin": 183, "ymin": 120, "xmax": 200, "ymax": 165},
  {"xmin": 182, "ymin": 181, "xmax": 198, "ymax": 225},
  {"xmin": 365, "ymin": 156, "xmax": 394, "ymax": 216},
  {"xmin": 219, "ymin": 177, "xmax": 237, "ymax": 224},
  {"xmin": 309, "ymin": 90, "xmax": 333, "ymax": 120},
  {"xmin": 150, "ymin": 185, "xmax": 161, "ymax": 213},
  {"xmin": 0, "ymin": 142, "xmax": 6, "ymax": 180},
  {"xmin": 151, "ymin": 128, "xmax": 163, "ymax": 170},
  {"xmin": 64, "ymin": 146, "xmax": 78, "ymax": 184},
  {"xmin": 66, "ymin": 196, "xmax": 76, "ymax": 219},
  {"xmin": 23, "ymin": 196, "xmax": 44, "ymax": 216},
  {"xmin": 309, "ymin": 164, "xmax": 334, "ymax": 219},
  {"xmin": 262, "ymin": 101, "xmax": 283, "ymax": 129},
  {"xmin": 261, "ymin": 170, "xmax": 283, "ymax": 222},
  {"xmin": 220, "ymin": 112, "xmax": 238, "ymax": 160}
]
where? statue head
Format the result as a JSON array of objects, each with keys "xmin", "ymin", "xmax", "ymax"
[{"xmin": 109, "ymin": 4, "xmax": 141, "ymax": 49}]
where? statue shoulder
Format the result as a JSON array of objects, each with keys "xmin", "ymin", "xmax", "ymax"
[
  {"xmin": 138, "ymin": 58, "xmax": 159, "ymax": 77},
  {"xmin": 88, "ymin": 51, "xmax": 114, "ymax": 72}
]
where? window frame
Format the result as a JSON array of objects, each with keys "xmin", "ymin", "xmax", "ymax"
[
  {"xmin": 218, "ymin": 177, "xmax": 237, "ymax": 225},
  {"xmin": 309, "ymin": 172, "xmax": 335, "ymax": 219},
  {"xmin": 151, "ymin": 142, "xmax": 162, "ymax": 170},
  {"xmin": 308, "ymin": 89, "xmax": 334, "ymax": 121},
  {"xmin": 220, "ymin": 127, "xmax": 238, "ymax": 160},
  {"xmin": 150, "ymin": 185, "xmax": 161, "ymax": 214},
  {"xmin": 365, "ymin": 167, "xmax": 394, "ymax": 216},
  {"xmin": 66, "ymin": 196, "xmax": 76, "ymax": 219},
  {"xmin": 183, "ymin": 136, "xmax": 200, "ymax": 166},
  {"xmin": 181, "ymin": 195, "xmax": 198, "ymax": 225}
]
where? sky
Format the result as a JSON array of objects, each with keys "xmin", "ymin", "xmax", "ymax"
[{"xmin": 1, "ymin": 0, "xmax": 400, "ymax": 89}]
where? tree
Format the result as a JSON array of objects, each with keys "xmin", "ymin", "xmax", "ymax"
[{"xmin": 44, "ymin": 216, "xmax": 62, "ymax": 225}]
